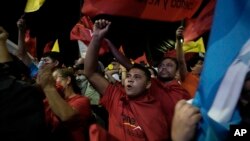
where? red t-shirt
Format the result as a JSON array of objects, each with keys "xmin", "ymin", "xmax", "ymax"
[
  {"xmin": 89, "ymin": 124, "xmax": 119, "ymax": 141},
  {"xmin": 44, "ymin": 95, "xmax": 91, "ymax": 141},
  {"xmin": 100, "ymin": 83, "xmax": 168, "ymax": 141},
  {"xmin": 150, "ymin": 78, "xmax": 191, "ymax": 137},
  {"xmin": 181, "ymin": 72, "xmax": 199, "ymax": 98}
]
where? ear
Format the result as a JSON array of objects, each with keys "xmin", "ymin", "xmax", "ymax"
[
  {"xmin": 53, "ymin": 60, "xmax": 59, "ymax": 67},
  {"xmin": 146, "ymin": 81, "xmax": 151, "ymax": 89},
  {"xmin": 66, "ymin": 76, "xmax": 71, "ymax": 85}
]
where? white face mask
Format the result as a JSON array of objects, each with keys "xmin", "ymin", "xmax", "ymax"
[
  {"xmin": 76, "ymin": 75, "xmax": 86, "ymax": 81},
  {"xmin": 37, "ymin": 60, "xmax": 45, "ymax": 69}
]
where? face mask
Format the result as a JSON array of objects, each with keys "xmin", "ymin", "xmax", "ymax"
[
  {"xmin": 76, "ymin": 75, "xmax": 86, "ymax": 81},
  {"xmin": 37, "ymin": 60, "xmax": 45, "ymax": 69},
  {"xmin": 55, "ymin": 82, "xmax": 64, "ymax": 94}
]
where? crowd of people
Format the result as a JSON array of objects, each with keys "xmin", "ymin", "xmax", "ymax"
[{"xmin": 1, "ymin": 17, "xmax": 249, "ymax": 141}]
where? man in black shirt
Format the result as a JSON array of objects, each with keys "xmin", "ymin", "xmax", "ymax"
[{"xmin": 0, "ymin": 26, "xmax": 49, "ymax": 141}]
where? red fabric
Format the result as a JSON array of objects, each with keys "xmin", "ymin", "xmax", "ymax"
[
  {"xmin": 150, "ymin": 78, "xmax": 191, "ymax": 136},
  {"xmin": 70, "ymin": 16, "xmax": 93, "ymax": 44},
  {"xmin": 100, "ymin": 83, "xmax": 168, "ymax": 141},
  {"xmin": 181, "ymin": 72, "xmax": 200, "ymax": 98},
  {"xmin": 43, "ymin": 41, "xmax": 54, "ymax": 54},
  {"xmin": 44, "ymin": 95, "xmax": 91, "ymax": 141},
  {"xmin": 184, "ymin": 52, "xmax": 196, "ymax": 62},
  {"xmin": 89, "ymin": 124, "xmax": 119, "ymax": 141},
  {"xmin": 119, "ymin": 46, "xmax": 149, "ymax": 65},
  {"xmin": 164, "ymin": 49, "xmax": 177, "ymax": 58},
  {"xmin": 82, "ymin": 0, "xmax": 203, "ymax": 22},
  {"xmin": 164, "ymin": 50, "xmax": 196, "ymax": 62},
  {"xmin": 134, "ymin": 52, "xmax": 148, "ymax": 65},
  {"xmin": 183, "ymin": 0, "xmax": 216, "ymax": 41},
  {"xmin": 24, "ymin": 30, "xmax": 37, "ymax": 57},
  {"xmin": 70, "ymin": 16, "xmax": 109, "ymax": 56},
  {"xmin": 99, "ymin": 40, "xmax": 109, "ymax": 56}
]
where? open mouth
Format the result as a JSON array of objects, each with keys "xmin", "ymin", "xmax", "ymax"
[{"xmin": 126, "ymin": 84, "xmax": 132, "ymax": 89}]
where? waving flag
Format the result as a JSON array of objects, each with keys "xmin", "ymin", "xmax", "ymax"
[
  {"xmin": 183, "ymin": 0, "xmax": 216, "ymax": 42},
  {"xmin": 82, "ymin": 0, "xmax": 203, "ymax": 22},
  {"xmin": 71, "ymin": 16, "xmax": 109, "ymax": 56},
  {"xmin": 70, "ymin": 16, "xmax": 93, "ymax": 44},
  {"xmin": 192, "ymin": 0, "xmax": 250, "ymax": 141},
  {"xmin": 24, "ymin": 30, "xmax": 37, "ymax": 58},
  {"xmin": 134, "ymin": 52, "xmax": 149, "ymax": 65},
  {"xmin": 183, "ymin": 37, "xmax": 205, "ymax": 53},
  {"xmin": 25, "ymin": 0, "xmax": 45, "ymax": 13}
]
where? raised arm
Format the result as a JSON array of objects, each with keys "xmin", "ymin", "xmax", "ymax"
[
  {"xmin": 175, "ymin": 26, "xmax": 188, "ymax": 81},
  {"xmin": 37, "ymin": 65, "xmax": 80, "ymax": 122},
  {"xmin": 84, "ymin": 19, "xmax": 111, "ymax": 95},
  {"xmin": 16, "ymin": 18, "xmax": 33, "ymax": 66},
  {"xmin": 105, "ymin": 39, "xmax": 133, "ymax": 70},
  {"xmin": 0, "ymin": 27, "xmax": 13, "ymax": 63}
]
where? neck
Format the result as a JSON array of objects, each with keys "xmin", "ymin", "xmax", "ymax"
[
  {"xmin": 64, "ymin": 87, "xmax": 76, "ymax": 99},
  {"xmin": 158, "ymin": 77, "xmax": 173, "ymax": 83}
]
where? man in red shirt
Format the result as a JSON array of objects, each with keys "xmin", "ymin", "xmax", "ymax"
[
  {"xmin": 84, "ymin": 19, "xmax": 168, "ymax": 141},
  {"xmin": 105, "ymin": 29, "xmax": 190, "ymax": 140}
]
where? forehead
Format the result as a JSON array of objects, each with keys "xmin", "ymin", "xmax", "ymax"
[
  {"xmin": 160, "ymin": 58, "xmax": 176, "ymax": 65},
  {"xmin": 128, "ymin": 68, "xmax": 145, "ymax": 75}
]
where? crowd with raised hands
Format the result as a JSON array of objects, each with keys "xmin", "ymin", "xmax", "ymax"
[
  {"xmin": 6, "ymin": 16, "xmax": 247, "ymax": 141},
  {"xmin": 0, "ymin": 17, "xmax": 198, "ymax": 141}
]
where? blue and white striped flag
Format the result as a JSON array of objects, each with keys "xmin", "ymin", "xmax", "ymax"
[{"xmin": 192, "ymin": 0, "xmax": 250, "ymax": 141}]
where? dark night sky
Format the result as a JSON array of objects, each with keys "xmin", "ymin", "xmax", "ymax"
[{"xmin": 0, "ymin": 0, "xmax": 210, "ymax": 67}]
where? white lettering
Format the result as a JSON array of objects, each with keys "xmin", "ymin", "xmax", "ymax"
[
  {"xmin": 234, "ymin": 129, "xmax": 241, "ymax": 136},
  {"xmin": 241, "ymin": 129, "xmax": 247, "ymax": 136},
  {"xmin": 234, "ymin": 129, "xmax": 247, "ymax": 136}
]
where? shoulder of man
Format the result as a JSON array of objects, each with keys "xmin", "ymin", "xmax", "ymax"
[{"xmin": 0, "ymin": 76, "xmax": 48, "ymax": 141}]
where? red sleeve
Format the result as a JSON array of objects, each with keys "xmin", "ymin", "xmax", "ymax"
[
  {"xmin": 151, "ymin": 78, "xmax": 190, "ymax": 102},
  {"xmin": 166, "ymin": 80, "xmax": 191, "ymax": 102},
  {"xmin": 44, "ymin": 96, "xmax": 92, "ymax": 130},
  {"xmin": 100, "ymin": 83, "xmax": 124, "ymax": 112},
  {"xmin": 149, "ymin": 78, "xmax": 190, "ymax": 130},
  {"xmin": 44, "ymin": 99, "xmax": 60, "ymax": 129},
  {"xmin": 68, "ymin": 96, "xmax": 92, "ymax": 119}
]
